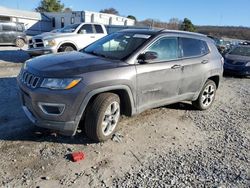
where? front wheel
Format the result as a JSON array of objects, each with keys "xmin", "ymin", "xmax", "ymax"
[
  {"xmin": 58, "ymin": 45, "xmax": 75, "ymax": 52},
  {"xmin": 192, "ymin": 80, "xmax": 217, "ymax": 110},
  {"xmin": 15, "ymin": 38, "xmax": 25, "ymax": 48},
  {"xmin": 84, "ymin": 93, "xmax": 120, "ymax": 142}
]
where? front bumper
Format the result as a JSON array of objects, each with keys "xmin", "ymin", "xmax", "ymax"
[
  {"xmin": 17, "ymin": 77, "xmax": 87, "ymax": 136},
  {"xmin": 22, "ymin": 105, "xmax": 77, "ymax": 136},
  {"xmin": 26, "ymin": 47, "xmax": 56, "ymax": 56},
  {"xmin": 224, "ymin": 63, "xmax": 250, "ymax": 76}
]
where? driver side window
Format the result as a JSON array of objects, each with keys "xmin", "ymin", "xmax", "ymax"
[
  {"xmin": 78, "ymin": 24, "xmax": 93, "ymax": 34},
  {"xmin": 146, "ymin": 37, "xmax": 178, "ymax": 62}
]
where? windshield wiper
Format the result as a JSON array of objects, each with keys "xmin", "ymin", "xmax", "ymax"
[{"xmin": 86, "ymin": 51, "xmax": 109, "ymax": 58}]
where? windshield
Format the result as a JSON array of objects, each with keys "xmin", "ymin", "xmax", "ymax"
[
  {"xmin": 60, "ymin": 24, "xmax": 80, "ymax": 33},
  {"xmin": 81, "ymin": 32, "xmax": 151, "ymax": 60},
  {"xmin": 229, "ymin": 46, "xmax": 250, "ymax": 56}
]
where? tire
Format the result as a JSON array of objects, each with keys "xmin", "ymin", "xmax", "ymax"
[
  {"xmin": 15, "ymin": 38, "xmax": 25, "ymax": 48},
  {"xmin": 58, "ymin": 45, "xmax": 75, "ymax": 52},
  {"xmin": 84, "ymin": 93, "xmax": 120, "ymax": 142},
  {"xmin": 192, "ymin": 80, "xmax": 217, "ymax": 110}
]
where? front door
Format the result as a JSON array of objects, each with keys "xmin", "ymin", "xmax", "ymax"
[
  {"xmin": 136, "ymin": 37, "xmax": 182, "ymax": 112},
  {"xmin": 77, "ymin": 24, "xmax": 98, "ymax": 49}
]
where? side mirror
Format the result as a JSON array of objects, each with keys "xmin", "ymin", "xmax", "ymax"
[
  {"xmin": 137, "ymin": 51, "xmax": 158, "ymax": 63},
  {"xmin": 79, "ymin": 29, "xmax": 87, "ymax": 34}
]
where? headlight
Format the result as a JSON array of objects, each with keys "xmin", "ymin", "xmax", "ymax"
[
  {"xmin": 41, "ymin": 78, "xmax": 81, "ymax": 90},
  {"xmin": 246, "ymin": 62, "xmax": 250, "ymax": 66},
  {"xmin": 44, "ymin": 39, "xmax": 56, "ymax": 47}
]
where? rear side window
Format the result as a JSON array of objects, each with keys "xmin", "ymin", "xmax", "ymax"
[
  {"xmin": 2, "ymin": 23, "xmax": 16, "ymax": 31},
  {"xmin": 180, "ymin": 38, "xmax": 209, "ymax": 58},
  {"xmin": 94, "ymin": 24, "xmax": 104, "ymax": 33}
]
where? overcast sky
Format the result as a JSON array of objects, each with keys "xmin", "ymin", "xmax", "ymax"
[{"xmin": 1, "ymin": 0, "xmax": 250, "ymax": 27}]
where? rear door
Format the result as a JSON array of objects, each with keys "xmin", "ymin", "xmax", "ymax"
[
  {"xmin": 1, "ymin": 22, "xmax": 16, "ymax": 44},
  {"xmin": 136, "ymin": 36, "xmax": 182, "ymax": 112},
  {"xmin": 178, "ymin": 37, "xmax": 210, "ymax": 96},
  {"xmin": 93, "ymin": 24, "xmax": 107, "ymax": 40}
]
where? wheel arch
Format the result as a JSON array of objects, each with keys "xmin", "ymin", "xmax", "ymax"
[
  {"xmin": 57, "ymin": 41, "xmax": 78, "ymax": 52},
  {"xmin": 74, "ymin": 85, "xmax": 136, "ymax": 134},
  {"xmin": 207, "ymin": 75, "xmax": 220, "ymax": 88}
]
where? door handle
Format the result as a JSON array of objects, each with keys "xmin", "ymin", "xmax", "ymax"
[
  {"xmin": 201, "ymin": 60, "xmax": 209, "ymax": 64},
  {"xmin": 90, "ymin": 36, "xmax": 96, "ymax": 38},
  {"xmin": 171, "ymin": 64, "xmax": 182, "ymax": 69}
]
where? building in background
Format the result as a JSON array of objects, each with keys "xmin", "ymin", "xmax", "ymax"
[
  {"xmin": 43, "ymin": 11, "xmax": 135, "ymax": 30},
  {"xmin": 0, "ymin": 6, "xmax": 135, "ymax": 35}
]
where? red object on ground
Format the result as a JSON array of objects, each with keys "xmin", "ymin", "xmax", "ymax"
[{"xmin": 71, "ymin": 152, "xmax": 85, "ymax": 162}]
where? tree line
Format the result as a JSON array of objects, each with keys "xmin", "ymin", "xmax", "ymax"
[{"xmin": 35, "ymin": 0, "xmax": 250, "ymax": 40}]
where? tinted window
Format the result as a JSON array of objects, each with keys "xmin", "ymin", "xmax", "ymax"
[
  {"xmin": 16, "ymin": 24, "xmax": 24, "ymax": 32},
  {"xmin": 61, "ymin": 17, "xmax": 64, "ymax": 28},
  {"xmin": 180, "ymin": 38, "xmax": 209, "ymax": 57},
  {"xmin": 71, "ymin": 17, "xmax": 75, "ymax": 24},
  {"xmin": 52, "ymin": 18, "xmax": 55, "ymax": 27},
  {"xmin": 2, "ymin": 23, "xmax": 16, "ymax": 31},
  {"xmin": 79, "ymin": 24, "xmax": 93, "ymax": 34},
  {"xmin": 94, "ymin": 25, "xmax": 104, "ymax": 33},
  {"xmin": 147, "ymin": 37, "xmax": 178, "ymax": 61}
]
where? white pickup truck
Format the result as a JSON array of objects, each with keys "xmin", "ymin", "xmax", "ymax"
[{"xmin": 27, "ymin": 23, "xmax": 107, "ymax": 56}]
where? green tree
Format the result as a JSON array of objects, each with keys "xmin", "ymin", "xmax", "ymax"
[
  {"xmin": 100, "ymin": 8, "xmax": 119, "ymax": 15},
  {"xmin": 127, "ymin": 15, "xmax": 137, "ymax": 21},
  {"xmin": 36, "ymin": 0, "xmax": 64, "ymax": 12},
  {"xmin": 180, "ymin": 18, "xmax": 196, "ymax": 32}
]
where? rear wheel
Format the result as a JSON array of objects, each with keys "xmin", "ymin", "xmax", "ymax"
[
  {"xmin": 84, "ymin": 93, "xmax": 120, "ymax": 142},
  {"xmin": 192, "ymin": 80, "xmax": 217, "ymax": 110},
  {"xmin": 15, "ymin": 38, "xmax": 25, "ymax": 48}
]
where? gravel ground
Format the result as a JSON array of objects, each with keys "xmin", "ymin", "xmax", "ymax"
[
  {"xmin": 113, "ymin": 77, "xmax": 250, "ymax": 188},
  {"xmin": 0, "ymin": 47, "xmax": 249, "ymax": 187},
  {"xmin": 0, "ymin": 46, "xmax": 29, "ymax": 77}
]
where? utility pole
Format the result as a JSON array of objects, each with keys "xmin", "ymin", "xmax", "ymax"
[{"xmin": 16, "ymin": 0, "xmax": 20, "ymax": 9}]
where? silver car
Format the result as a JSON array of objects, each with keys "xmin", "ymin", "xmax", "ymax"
[{"xmin": 17, "ymin": 29, "xmax": 223, "ymax": 142}]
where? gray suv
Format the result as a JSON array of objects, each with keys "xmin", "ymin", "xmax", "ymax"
[
  {"xmin": 0, "ymin": 21, "xmax": 27, "ymax": 47},
  {"xmin": 17, "ymin": 29, "xmax": 223, "ymax": 141}
]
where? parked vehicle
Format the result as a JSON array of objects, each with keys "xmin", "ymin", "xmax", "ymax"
[
  {"xmin": 207, "ymin": 36, "xmax": 232, "ymax": 55},
  {"xmin": 17, "ymin": 29, "xmax": 223, "ymax": 142},
  {"xmin": 224, "ymin": 45, "xmax": 250, "ymax": 76},
  {"xmin": 0, "ymin": 21, "xmax": 27, "ymax": 47},
  {"xmin": 27, "ymin": 23, "xmax": 107, "ymax": 56}
]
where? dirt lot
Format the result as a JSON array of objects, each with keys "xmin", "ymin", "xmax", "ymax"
[{"xmin": 0, "ymin": 47, "xmax": 249, "ymax": 187}]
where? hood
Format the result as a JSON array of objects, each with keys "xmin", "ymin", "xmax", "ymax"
[
  {"xmin": 225, "ymin": 53, "xmax": 250, "ymax": 62},
  {"xmin": 25, "ymin": 51, "xmax": 127, "ymax": 77},
  {"xmin": 33, "ymin": 32, "xmax": 75, "ymax": 40}
]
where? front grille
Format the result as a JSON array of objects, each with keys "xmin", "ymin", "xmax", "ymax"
[
  {"xmin": 19, "ymin": 71, "xmax": 40, "ymax": 88},
  {"xmin": 226, "ymin": 59, "xmax": 245, "ymax": 66},
  {"xmin": 28, "ymin": 38, "xmax": 44, "ymax": 48}
]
